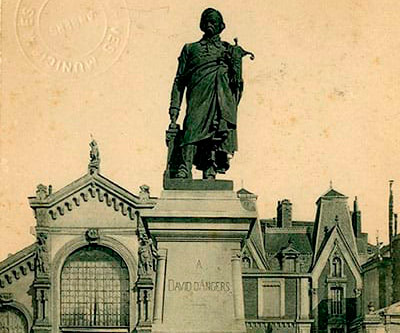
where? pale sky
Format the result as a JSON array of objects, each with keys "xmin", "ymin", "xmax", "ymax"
[{"xmin": 1, "ymin": 0, "xmax": 400, "ymax": 260}]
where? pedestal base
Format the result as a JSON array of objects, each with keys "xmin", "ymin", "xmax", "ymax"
[{"xmin": 142, "ymin": 187, "xmax": 257, "ymax": 333}]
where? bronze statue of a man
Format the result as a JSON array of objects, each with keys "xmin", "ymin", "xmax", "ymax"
[{"xmin": 168, "ymin": 8, "xmax": 253, "ymax": 180}]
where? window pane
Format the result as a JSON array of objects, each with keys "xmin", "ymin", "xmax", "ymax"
[
  {"xmin": 332, "ymin": 257, "xmax": 342, "ymax": 277},
  {"xmin": 60, "ymin": 245, "xmax": 130, "ymax": 327},
  {"xmin": 330, "ymin": 287, "xmax": 343, "ymax": 315}
]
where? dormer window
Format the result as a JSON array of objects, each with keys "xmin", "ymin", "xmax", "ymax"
[
  {"xmin": 278, "ymin": 239, "xmax": 300, "ymax": 272},
  {"xmin": 242, "ymin": 256, "xmax": 251, "ymax": 269},
  {"xmin": 332, "ymin": 257, "xmax": 342, "ymax": 277}
]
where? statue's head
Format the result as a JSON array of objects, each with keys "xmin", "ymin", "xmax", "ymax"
[{"xmin": 200, "ymin": 8, "xmax": 225, "ymax": 37}]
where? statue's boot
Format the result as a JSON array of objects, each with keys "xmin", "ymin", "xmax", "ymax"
[{"xmin": 203, "ymin": 166, "xmax": 216, "ymax": 180}]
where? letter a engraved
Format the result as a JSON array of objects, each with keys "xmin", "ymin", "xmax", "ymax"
[{"xmin": 196, "ymin": 260, "xmax": 203, "ymax": 269}]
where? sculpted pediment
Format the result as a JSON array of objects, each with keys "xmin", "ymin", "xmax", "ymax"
[{"xmin": 29, "ymin": 172, "xmax": 156, "ymax": 226}]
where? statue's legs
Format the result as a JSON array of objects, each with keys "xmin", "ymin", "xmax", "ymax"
[
  {"xmin": 203, "ymin": 164, "xmax": 216, "ymax": 179},
  {"xmin": 203, "ymin": 146, "xmax": 217, "ymax": 180},
  {"xmin": 175, "ymin": 139, "xmax": 228, "ymax": 180},
  {"xmin": 176, "ymin": 144, "xmax": 196, "ymax": 179}
]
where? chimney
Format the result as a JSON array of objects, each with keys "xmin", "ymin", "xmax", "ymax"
[
  {"xmin": 277, "ymin": 199, "xmax": 292, "ymax": 228},
  {"xmin": 389, "ymin": 180, "xmax": 394, "ymax": 253},
  {"xmin": 352, "ymin": 196, "xmax": 361, "ymax": 238}
]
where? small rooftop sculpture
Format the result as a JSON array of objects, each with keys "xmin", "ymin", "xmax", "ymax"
[{"xmin": 88, "ymin": 137, "xmax": 100, "ymax": 174}]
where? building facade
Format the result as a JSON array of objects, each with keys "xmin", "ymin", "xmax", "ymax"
[{"xmin": 0, "ymin": 150, "xmax": 398, "ymax": 333}]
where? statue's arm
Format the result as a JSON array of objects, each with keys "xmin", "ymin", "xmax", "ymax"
[{"xmin": 169, "ymin": 44, "xmax": 188, "ymax": 125}]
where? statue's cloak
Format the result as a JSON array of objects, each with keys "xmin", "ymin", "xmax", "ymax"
[{"xmin": 170, "ymin": 36, "xmax": 240, "ymax": 158}]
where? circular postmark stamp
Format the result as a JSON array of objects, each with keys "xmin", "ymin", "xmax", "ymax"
[{"xmin": 16, "ymin": 0, "xmax": 130, "ymax": 78}]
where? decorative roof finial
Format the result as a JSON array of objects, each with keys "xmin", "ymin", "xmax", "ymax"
[
  {"xmin": 139, "ymin": 185, "xmax": 150, "ymax": 202},
  {"xmin": 88, "ymin": 136, "xmax": 100, "ymax": 175},
  {"xmin": 36, "ymin": 184, "xmax": 48, "ymax": 200},
  {"xmin": 329, "ymin": 180, "xmax": 333, "ymax": 189},
  {"xmin": 334, "ymin": 215, "xmax": 339, "ymax": 225}
]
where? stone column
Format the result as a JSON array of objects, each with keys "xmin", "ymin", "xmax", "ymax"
[
  {"xmin": 311, "ymin": 287, "xmax": 319, "ymax": 333},
  {"xmin": 299, "ymin": 278, "xmax": 310, "ymax": 319},
  {"xmin": 231, "ymin": 250, "xmax": 245, "ymax": 320},
  {"xmin": 32, "ymin": 229, "xmax": 51, "ymax": 333},
  {"xmin": 296, "ymin": 278, "xmax": 313, "ymax": 333},
  {"xmin": 153, "ymin": 249, "xmax": 167, "ymax": 324},
  {"xmin": 354, "ymin": 288, "xmax": 362, "ymax": 318}
]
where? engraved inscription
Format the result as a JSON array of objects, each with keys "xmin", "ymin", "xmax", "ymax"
[
  {"xmin": 16, "ymin": 0, "xmax": 130, "ymax": 78},
  {"xmin": 167, "ymin": 258, "xmax": 232, "ymax": 293},
  {"xmin": 168, "ymin": 279, "xmax": 231, "ymax": 293}
]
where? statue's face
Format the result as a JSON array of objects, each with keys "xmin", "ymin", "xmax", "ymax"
[{"xmin": 202, "ymin": 12, "xmax": 223, "ymax": 36}]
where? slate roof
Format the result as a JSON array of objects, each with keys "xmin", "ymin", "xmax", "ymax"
[
  {"xmin": 322, "ymin": 188, "xmax": 346, "ymax": 198},
  {"xmin": 261, "ymin": 219, "xmax": 315, "ymax": 231},
  {"xmin": 264, "ymin": 229, "xmax": 313, "ymax": 272},
  {"xmin": 237, "ymin": 188, "xmax": 255, "ymax": 196},
  {"xmin": 265, "ymin": 231, "xmax": 313, "ymax": 255},
  {"xmin": 312, "ymin": 187, "xmax": 358, "ymax": 263}
]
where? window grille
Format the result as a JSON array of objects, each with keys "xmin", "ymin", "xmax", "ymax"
[
  {"xmin": 330, "ymin": 287, "xmax": 343, "ymax": 315},
  {"xmin": 60, "ymin": 245, "xmax": 130, "ymax": 328}
]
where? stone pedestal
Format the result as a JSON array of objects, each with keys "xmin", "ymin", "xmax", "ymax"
[
  {"xmin": 362, "ymin": 314, "xmax": 385, "ymax": 333},
  {"xmin": 296, "ymin": 320, "xmax": 313, "ymax": 333},
  {"xmin": 142, "ymin": 183, "xmax": 256, "ymax": 333},
  {"xmin": 136, "ymin": 277, "xmax": 154, "ymax": 333}
]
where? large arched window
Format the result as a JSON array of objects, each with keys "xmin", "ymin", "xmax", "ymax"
[{"xmin": 60, "ymin": 245, "xmax": 130, "ymax": 329}]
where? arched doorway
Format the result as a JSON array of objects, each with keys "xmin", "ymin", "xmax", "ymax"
[
  {"xmin": 0, "ymin": 306, "xmax": 28, "ymax": 333},
  {"xmin": 60, "ymin": 245, "xmax": 130, "ymax": 330}
]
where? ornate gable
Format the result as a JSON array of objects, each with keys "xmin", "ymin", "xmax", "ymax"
[
  {"xmin": 311, "ymin": 224, "xmax": 362, "ymax": 289},
  {"xmin": 29, "ymin": 166, "xmax": 156, "ymax": 227}
]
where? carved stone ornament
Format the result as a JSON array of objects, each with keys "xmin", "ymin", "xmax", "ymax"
[
  {"xmin": 240, "ymin": 199, "xmax": 256, "ymax": 211},
  {"xmin": 368, "ymin": 301, "xmax": 375, "ymax": 314},
  {"xmin": 137, "ymin": 232, "xmax": 157, "ymax": 278},
  {"xmin": 139, "ymin": 185, "xmax": 150, "ymax": 202},
  {"xmin": 85, "ymin": 228, "xmax": 100, "ymax": 244},
  {"xmin": 36, "ymin": 184, "xmax": 48, "ymax": 200},
  {"xmin": 35, "ymin": 232, "xmax": 49, "ymax": 274},
  {"xmin": 0, "ymin": 293, "xmax": 14, "ymax": 304}
]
